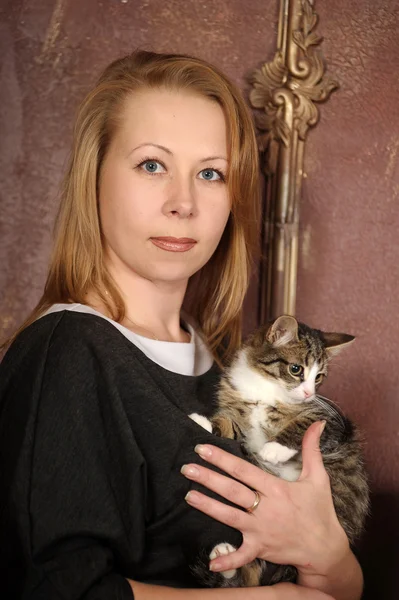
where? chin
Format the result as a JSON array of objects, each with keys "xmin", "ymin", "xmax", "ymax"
[{"xmin": 145, "ymin": 264, "xmax": 198, "ymax": 283}]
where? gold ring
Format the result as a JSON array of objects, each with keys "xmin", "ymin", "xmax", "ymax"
[{"xmin": 246, "ymin": 490, "xmax": 261, "ymax": 513}]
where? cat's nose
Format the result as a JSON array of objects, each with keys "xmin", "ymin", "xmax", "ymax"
[{"xmin": 304, "ymin": 389, "xmax": 313, "ymax": 398}]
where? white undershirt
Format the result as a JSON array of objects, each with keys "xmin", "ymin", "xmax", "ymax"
[{"xmin": 42, "ymin": 303, "xmax": 214, "ymax": 377}]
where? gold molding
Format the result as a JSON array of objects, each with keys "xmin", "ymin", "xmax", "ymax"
[{"xmin": 250, "ymin": 0, "xmax": 338, "ymax": 322}]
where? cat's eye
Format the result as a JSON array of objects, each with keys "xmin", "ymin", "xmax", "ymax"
[
  {"xmin": 289, "ymin": 364, "xmax": 303, "ymax": 377},
  {"xmin": 315, "ymin": 373, "xmax": 324, "ymax": 383}
]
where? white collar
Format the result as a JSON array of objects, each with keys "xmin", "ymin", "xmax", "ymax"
[{"xmin": 41, "ymin": 303, "xmax": 214, "ymax": 377}]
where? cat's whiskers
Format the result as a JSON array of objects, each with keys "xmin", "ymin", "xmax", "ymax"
[{"xmin": 314, "ymin": 394, "xmax": 346, "ymax": 430}]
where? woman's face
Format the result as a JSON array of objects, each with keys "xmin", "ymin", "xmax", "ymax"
[{"xmin": 99, "ymin": 88, "xmax": 231, "ymax": 287}]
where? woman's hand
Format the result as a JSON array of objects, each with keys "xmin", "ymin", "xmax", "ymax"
[
  {"xmin": 181, "ymin": 421, "xmax": 349, "ymax": 579},
  {"xmin": 270, "ymin": 583, "xmax": 335, "ymax": 600}
]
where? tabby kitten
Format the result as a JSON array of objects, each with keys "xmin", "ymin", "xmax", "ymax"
[{"xmin": 189, "ymin": 315, "xmax": 369, "ymax": 588}]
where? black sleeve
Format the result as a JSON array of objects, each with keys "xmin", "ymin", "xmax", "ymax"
[{"xmin": 1, "ymin": 318, "xmax": 147, "ymax": 599}]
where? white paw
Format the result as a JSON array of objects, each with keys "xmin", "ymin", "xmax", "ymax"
[
  {"xmin": 259, "ymin": 441, "xmax": 298, "ymax": 465},
  {"xmin": 188, "ymin": 412, "xmax": 213, "ymax": 433},
  {"xmin": 209, "ymin": 543, "xmax": 237, "ymax": 579}
]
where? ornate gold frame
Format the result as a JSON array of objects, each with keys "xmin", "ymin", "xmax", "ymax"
[{"xmin": 250, "ymin": 0, "xmax": 338, "ymax": 322}]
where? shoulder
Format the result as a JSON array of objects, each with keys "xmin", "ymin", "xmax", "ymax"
[
  {"xmin": 36, "ymin": 309, "xmax": 124, "ymax": 344},
  {"xmin": 0, "ymin": 311, "xmax": 141, "ymax": 437},
  {"xmin": 7, "ymin": 310, "xmax": 128, "ymax": 358},
  {"xmin": 0, "ymin": 311, "xmax": 137, "ymax": 394}
]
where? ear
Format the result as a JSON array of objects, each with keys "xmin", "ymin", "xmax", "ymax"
[
  {"xmin": 267, "ymin": 315, "xmax": 299, "ymax": 347},
  {"xmin": 322, "ymin": 332, "xmax": 355, "ymax": 356}
]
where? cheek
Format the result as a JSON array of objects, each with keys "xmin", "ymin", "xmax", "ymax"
[
  {"xmin": 280, "ymin": 374, "xmax": 297, "ymax": 391},
  {"xmin": 202, "ymin": 197, "xmax": 230, "ymax": 242},
  {"xmin": 100, "ymin": 195, "xmax": 140, "ymax": 248},
  {"xmin": 99, "ymin": 180, "xmax": 156, "ymax": 246},
  {"xmin": 291, "ymin": 382, "xmax": 304, "ymax": 394}
]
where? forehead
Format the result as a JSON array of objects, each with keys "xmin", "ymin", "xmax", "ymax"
[
  {"xmin": 299, "ymin": 336, "xmax": 325, "ymax": 366},
  {"xmin": 114, "ymin": 88, "xmax": 228, "ymax": 158},
  {"xmin": 279, "ymin": 336, "xmax": 326, "ymax": 366}
]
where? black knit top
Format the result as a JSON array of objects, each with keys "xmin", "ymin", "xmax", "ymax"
[{"xmin": 0, "ymin": 311, "xmax": 245, "ymax": 599}]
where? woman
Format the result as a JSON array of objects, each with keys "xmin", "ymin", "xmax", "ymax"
[{"xmin": 0, "ymin": 50, "xmax": 363, "ymax": 599}]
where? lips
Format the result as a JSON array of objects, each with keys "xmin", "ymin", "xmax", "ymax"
[{"xmin": 150, "ymin": 237, "xmax": 197, "ymax": 252}]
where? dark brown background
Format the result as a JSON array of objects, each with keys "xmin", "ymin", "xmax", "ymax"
[{"xmin": 1, "ymin": 1, "xmax": 398, "ymax": 597}]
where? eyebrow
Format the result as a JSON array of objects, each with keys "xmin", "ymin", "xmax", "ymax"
[{"xmin": 128, "ymin": 143, "xmax": 228, "ymax": 163}]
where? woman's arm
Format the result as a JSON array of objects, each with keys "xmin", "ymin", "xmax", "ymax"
[
  {"xmin": 296, "ymin": 546, "xmax": 363, "ymax": 600},
  {"xmin": 180, "ymin": 422, "xmax": 363, "ymax": 600},
  {"xmin": 128, "ymin": 580, "xmax": 335, "ymax": 600},
  {"xmin": 0, "ymin": 320, "xmax": 147, "ymax": 599}
]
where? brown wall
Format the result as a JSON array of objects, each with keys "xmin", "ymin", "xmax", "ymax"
[
  {"xmin": 294, "ymin": 3, "xmax": 399, "ymax": 596},
  {"xmin": 1, "ymin": 0, "xmax": 398, "ymax": 597}
]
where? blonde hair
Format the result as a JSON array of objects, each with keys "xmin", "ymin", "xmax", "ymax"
[{"xmin": 4, "ymin": 50, "xmax": 260, "ymax": 364}]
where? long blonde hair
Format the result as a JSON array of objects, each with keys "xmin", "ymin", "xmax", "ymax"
[{"xmin": 3, "ymin": 50, "xmax": 260, "ymax": 364}]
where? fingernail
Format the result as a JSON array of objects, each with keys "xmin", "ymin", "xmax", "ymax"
[
  {"xmin": 194, "ymin": 444, "xmax": 212, "ymax": 458},
  {"xmin": 185, "ymin": 490, "xmax": 200, "ymax": 505},
  {"xmin": 209, "ymin": 561, "xmax": 222, "ymax": 571},
  {"xmin": 181, "ymin": 464, "xmax": 200, "ymax": 478},
  {"xmin": 320, "ymin": 420, "xmax": 327, "ymax": 435}
]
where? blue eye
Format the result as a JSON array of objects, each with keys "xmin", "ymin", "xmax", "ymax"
[
  {"xmin": 199, "ymin": 168, "xmax": 224, "ymax": 182},
  {"xmin": 139, "ymin": 160, "xmax": 165, "ymax": 174}
]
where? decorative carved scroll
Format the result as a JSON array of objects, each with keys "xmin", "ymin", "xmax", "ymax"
[{"xmin": 250, "ymin": 0, "xmax": 338, "ymax": 322}]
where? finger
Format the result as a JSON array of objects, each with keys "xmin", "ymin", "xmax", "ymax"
[
  {"xmin": 298, "ymin": 420, "xmax": 327, "ymax": 481},
  {"xmin": 209, "ymin": 541, "xmax": 257, "ymax": 573},
  {"xmin": 194, "ymin": 444, "xmax": 277, "ymax": 492},
  {"xmin": 185, "ymin": 489, "xmax": 249, "ymax": 530},
  {"xmin": 181, "ymin": 463, "xmax": 259, "ymax": 511}
]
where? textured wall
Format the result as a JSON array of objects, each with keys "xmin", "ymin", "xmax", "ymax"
[
  {"xmin": 1, "ymin": 0, "xmax": 398, "ymax": 597},
  {"xmin": 294, "ymin": 2, "xmax": 399, "ymax": 596}
]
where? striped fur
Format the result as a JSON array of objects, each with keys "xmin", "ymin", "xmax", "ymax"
[{"xmin": 191, "ymin": 316, "xmax": 369, "ymax": 587}]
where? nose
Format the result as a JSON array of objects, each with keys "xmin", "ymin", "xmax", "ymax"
[
  {"xmin": 303, "ymin": 388, "xmax": 313, "ymax": 399},
  {"xmin": 162, "ymin": 174, "xmax": 196, "ymax": 219}
]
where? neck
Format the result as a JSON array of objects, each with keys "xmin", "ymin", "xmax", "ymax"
[
  {"xmin": 88, "ymin": 255, "xmax": 190, "ymax": 343},
  {"xmin": 121, "ymin": 279, "xmax": 189, "ymax": 342}
]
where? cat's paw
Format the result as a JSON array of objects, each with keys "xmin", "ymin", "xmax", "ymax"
[
  {"xmin": 259, "ymin": 441, "xmax": 297, "ymax": 465},
  {"xmin": 209, "ymin": 543, "xmax": 237, "ymax": 579},
  {"xmin": 189, "ymin": 413, "xmax": 213, "ymax": 433}
]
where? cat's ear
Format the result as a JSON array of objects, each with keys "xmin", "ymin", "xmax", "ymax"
[
  {"xmin": 322, "ymin": 332, "xmax": 355, "ymax": 356},
  {"xmin": 267, "ymin": 315, "xmax": 299, "ymax": 347}
]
